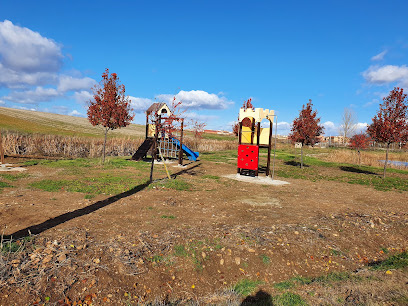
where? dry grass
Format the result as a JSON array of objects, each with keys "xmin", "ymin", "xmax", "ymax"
[
  {"xmin": 0, "ymin": 131, "xmax": 237, "ymax": 158},
  {"xmin": 1, "ymin": 131, "xmax": 143, "ymax": 158},
  {"xmin": 325, "ymin": 148, "xmax": 408, "ymax": 169}
]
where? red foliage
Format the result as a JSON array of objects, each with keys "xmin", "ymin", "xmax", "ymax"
[
  {"xmin": 160, "ymin": 96, "xmax": 184, "ymax": 137},
  {"xmin": 367, "ymin": 87, "xmax": 408, "ymax": 177},
  {"xmin": 232, "ymin": 122, "xmax": 239, "ymax": 136},
  {"xmin": 190, "ymin": 120, "xmax": 207, "ymax": 139},
  {"xmin": 242, "ymin": 98, "xmax": 254, "ymax": 111},
  {"xmin": 288, "ymin": 99, "xmax": 324, "ymax": 146},
  {"xmin": 349, "ymin": 133, "xmax": 371, "ymax": 151},
  {"xmin": 87, "ymin": 68, "xmax": 134, "ymax": 130},
  {"xmin": 367, "ymin": 87, "xmax": 408, "ymax": 145}
]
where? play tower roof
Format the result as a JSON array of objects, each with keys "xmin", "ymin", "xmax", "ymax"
[{"xmin": 239, "ymin": 108, "xmax": 275, "ymax": 123}]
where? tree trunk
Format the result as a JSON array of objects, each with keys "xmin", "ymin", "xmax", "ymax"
[
  {"xmin": 103, "ymin": 128, "xmax": 108, "ymax": 164},
  {"xmin": 300, "ymin": 144, "xmax": 304, "ymax": 169},
  {"xmin": 383, "ymin": 143, "xmax": 390, "ymax": 179},
  {"xmin": 358, "ymin": 149, "xmax": 360, "ymax": 166}
]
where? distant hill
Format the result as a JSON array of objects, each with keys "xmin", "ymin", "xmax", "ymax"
[{"xmin": 0, "ymin": 107, "xmax": 145, "ymax": 138}]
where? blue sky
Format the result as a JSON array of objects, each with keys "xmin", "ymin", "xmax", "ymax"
[{"xmin": 1, "ymin": 0, "xmax": 408, "ymax": 135}]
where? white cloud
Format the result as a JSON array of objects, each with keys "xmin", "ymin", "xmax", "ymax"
[
  {"xmin": 0, "ymin": 20, "xmax": 62, "ymax": 75},
  {"xmin": 73, "ymin": 90, "xmax": 93, "ymax": 104},
  {"xmin": 0, "ymin": 63, "xmax": 57, "ymax": 88},
  {"xmin": 2, "ymin": 86, "xmax": 59, "ymax": 104},
  {"xmin": 69, "ymin": 110, "xmax": 82, "ymax": 116},
  {"xmin": 184, "ymin": 112, "xmax": 218, "ymax": 122},
  {"xmin": 58, "ymin": 75, "xmax": 96, "ymax": 92},
  {"xmin": 128, "ymin": 96, "xmax": 154, "ymax": 113},
  {"xmin": 364, "ymin": 98, "xmax": 379, "ymax": 107},
  {"xmin": 371, "ymin": 50, "xmax": 387, "ymax": 61},
  {"xmin": 323, "ymin": 121, "xmax": 337, "ymax": 136},
  {"xmin": 156, "ymin": 90, "xmax": 233, "ymax": 110},
  {"xmin": 276, "ymin": 121, "xmax": 291, "ymax": 135},
  {"xmin": 0, "ymin": 99, "xmax": 5, "ymax": 105},
  {"xmin": 362, "ymin": 65, "xmax": 408, "ymax": 85},
  {"xmin": 355, "ymin": 122, "xmax": 368, "ymax": 134}
]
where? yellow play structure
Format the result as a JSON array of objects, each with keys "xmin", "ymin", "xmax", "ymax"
[{"xmin": 239, "ymin": 108, "xmax": 275, "ymax": 146}]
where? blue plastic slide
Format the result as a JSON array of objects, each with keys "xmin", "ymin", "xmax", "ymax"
[{"xmin": 170, "ymin": 137, "xmax": 199, "ymax": 161}]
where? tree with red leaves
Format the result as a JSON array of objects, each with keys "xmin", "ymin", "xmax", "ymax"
[
  {"xmin": 190, "ymin": 120, "xmax": 207, "ymax": 150},
  {"xmin": 87, "ymin": 68, "xmax": 134, "ymax": 163},
  {"xmin": 289, "ymin": 99, "xmax": 324, "ymax": 168},
  {"xmin": 349, "ymin": 133, "xmax": 371, "ymax": 166},
  {"xmin": 367, "ymin": 87, "xmax": 408, "ymax": 178}
]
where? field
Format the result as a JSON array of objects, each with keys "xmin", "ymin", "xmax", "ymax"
[
  {"xmin": 0, "ymin": 107, "xmax": 145, "ymax": 138},
  {"xmin": 1, "ymin": 145, "xmax": 408, "ymax": 305}
]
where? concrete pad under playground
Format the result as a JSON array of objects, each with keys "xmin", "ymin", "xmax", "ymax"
[
  {"xmin": 0, "ymin": 164, "xmax": 27, "ymax": 172},
  {"xmin": 223, "ymin": 174, "xmax": 289, "ymax": 185}
]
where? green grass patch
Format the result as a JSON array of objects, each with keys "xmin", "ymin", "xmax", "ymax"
[
  {"xmin": 0, "ymin": 173, "xmax": 29, "ymax": 181},
  {"xmin": 0, "ymin": 181, "xmax": 13, "ymax": 192},
  {"xmin": 233, "ymin": 279, "xmax": 263, "ymax": 296},
  {"xmin": 274, "ymin": 280, "xmax": 295, "ymax": 290},
  {"xmin": 201, "ymin": 174, "xmax": 220, "ymax": 180},
  {"xmin": 200, "ymin": 150, "xmax": 236, "ymax": 164},
  {"xmin": 291, "ymin": 276, "xmax": 313, "ymax": 285},
  {"xmin": 272, "ymin": 292, "xmax": 308, "ymax": 306},
  {"xmin": 1, "ymin": 236, "xmax": 31, "ymax": 253},
  {"xmin": 160, "ymin": 215, "xmax": 176, "ymax": 219},
  {"xmin": 370, "ymin": 251, "xmax": 408, "ymax": 270},
  {"xmin": 84, "ymin": 194, "xmax": 95, "ymax": 199},
  {"xmin": 260, "ymin": 254, "xmax": 271, "ymax": 265},
  {"xmin": 314, "ymin": 271, "xmax": 362, "ymax": 285},
  {"xmin": 23, "ymin": 160, "xmax": 40, "ymax": 166},
  {"xmin": 174, "ymin": 245, "xmax": 188, "ymax": 257},
  {"xmin": 30, "ymin": 174, "xmax": 144, "ymax": 195},
  {"xmin": 172, "ymin": 239, "xmax": 221, "ymax": 270}
]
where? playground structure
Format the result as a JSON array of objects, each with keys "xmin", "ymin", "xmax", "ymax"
[
  {"xmin": 131, "ymin": 103, "xmax": 199, "ymax": 165},
  {"xmin": 237, "ymin": 107, "xmax": 276, "ymax": 177}
]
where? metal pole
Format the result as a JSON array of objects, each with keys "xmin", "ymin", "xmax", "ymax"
[
  {"xmin": 266, "ymin": 119, "xmax": 272, "ymax": 176},
  {"xmin": 271, "ymin": 116, "xmax": 278, "ymax": 181}
]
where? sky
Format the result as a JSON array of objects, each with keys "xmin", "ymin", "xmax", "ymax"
[{"xmin": 1, "ymin": 0, "xmax": 408, "ymax": 135}]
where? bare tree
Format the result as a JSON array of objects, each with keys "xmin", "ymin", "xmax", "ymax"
[{"xmin": 338, "ymin": 107, "xmax": 357, "ymax": 144}]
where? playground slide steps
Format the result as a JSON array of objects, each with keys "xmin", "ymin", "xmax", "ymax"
[
  {"xmin": 170, "ymin": 137, "xmax": 199, "ymax": 161},
  {"xmin": 131, "ymin": 138, "xmax": 154, "ymax": 161}
]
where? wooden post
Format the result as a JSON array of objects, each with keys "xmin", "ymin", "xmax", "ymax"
[
  {"xmin": 150, "ymin": 115, "xmax": 160, "ymax": 183},
  {"xmin": 0, "ymin": 129, "xmax": 4, "ymax": 165},
  {"xmin": 250, "ymin": 118, "xmax": 255, "ymax": 144},
  {"xmin": 237, "ymin": 121, "xmax": 242, "ymax": 174},
  {"xmin": 238, "ymin": 122, "xmax": 242, "ymax": 145},
  {"xmin": 178, "ymin": 119, "xmax": 184, "ymax": 165},
  {"xmin": 145, "ymin": 114, "xmax": 149, "ymax": 138},
  {"xmin": 266, "ymin": 119, "xmax": 273, "ymax": 176},
  {"xmin": 255, "ymin": 122, "xmax": 260, "ymax": 176}
]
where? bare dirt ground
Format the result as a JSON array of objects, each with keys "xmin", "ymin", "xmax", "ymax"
[{"xmin": 0, "ymin": 156, "xmax": 407, "ymax": 305}]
